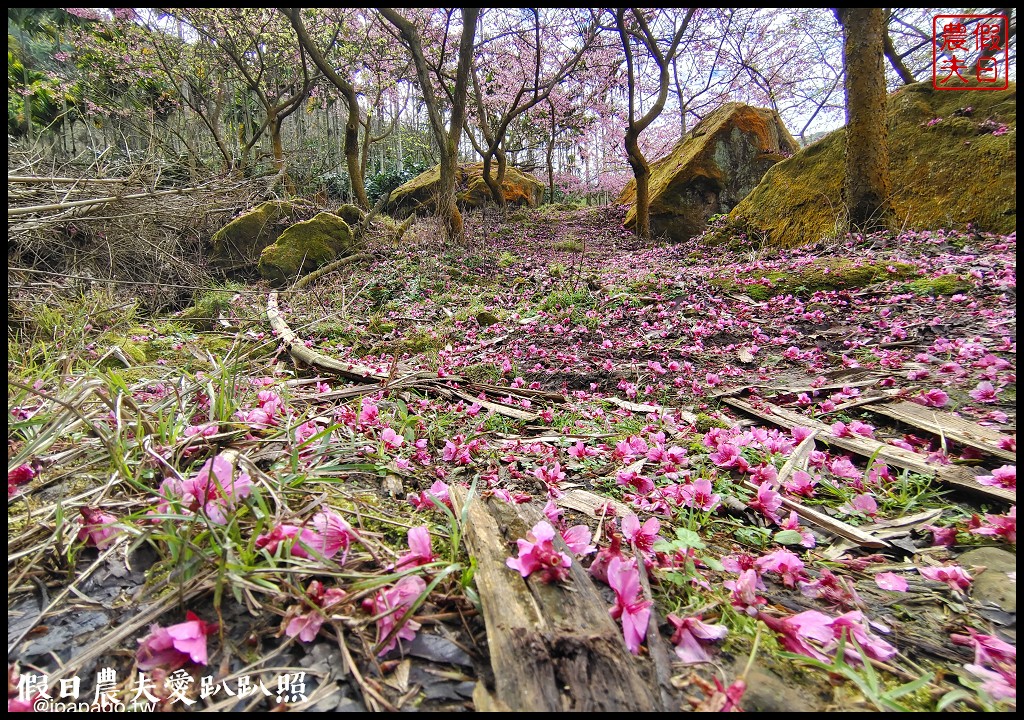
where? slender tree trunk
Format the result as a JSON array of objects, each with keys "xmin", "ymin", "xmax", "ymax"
[
  {"xmin": 836, "ymin": 8, "xmax": 891, "ymax": 230},
  {"xmin": 482, "ymin": 152, "xmax": 504, "ymax": 207},
  {"xmin": 624, "ymin": 130, "xmax": 652, "ymax": 240}
]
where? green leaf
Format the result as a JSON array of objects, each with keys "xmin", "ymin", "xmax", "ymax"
[{"xmin": 773, "ymin": 529, "xmax": 805, "ymax": 546}]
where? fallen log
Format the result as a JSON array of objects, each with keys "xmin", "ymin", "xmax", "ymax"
[{"xmin": 449, "ymin": 486, "xmax": 662, "ymax": 711}]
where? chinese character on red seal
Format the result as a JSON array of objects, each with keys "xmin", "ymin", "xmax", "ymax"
[{"xmin": 933, "ymin": 14, "xmax": 1009, "ymax": 90}]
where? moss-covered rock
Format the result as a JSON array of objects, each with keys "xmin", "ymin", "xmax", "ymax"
[
  {"xmin": 386, "ymin": 162, "xmax": 545, "ymax": 218},
  {"xmin": 905, "ymin": 273, "xmax": 972, "ymax": 296},
  {"xmin": 618, "ymin": 103, "xmax": 799, "ymax": 241},
  {"xmin": 210, "ymin": 201, "xmax": 298, "ymax": 267},
  {"xmin": 335, "ymin": 203, "xmax": 366, "ymax": 227},
  {"xmin": 729, "ymin": 82, "xmax": 1016, "ymax": 246},
  {"xmin": 257, "ymin": 213, "xmax": 355, "ymax": 286},
  {"xmin": 711, "ymin": 259, "xmax": 917, "ymax": 300}
]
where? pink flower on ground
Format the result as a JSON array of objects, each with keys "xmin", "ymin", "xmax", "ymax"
[
  {"xmin": 381, "ymin": 427, "xmax": 404, "ymax": 450},
  {"xmin": 757, "ymin": 610, "xmax": 834, "ymax": 661},
  {"xmin": 137, "ymin": 612, "xmax": 217, "ymax": 670},
  {"xmin": 848, "ymin": 420, "xmax": 875, "ymax": 438},
  {"xmin": 874, "ymin": 572, "xmax": 909, "ymax": 592},
  {"xmin": 533, "ymin": 462, "xmax": 566, "ymax": 488},
  {"xmin": 561, "ymin": 525, "xmax": 596, "ymax": 556},
  {"xmin": 783, "ymin": 470, "xmax": 817, "ymax": 498},
  {"xmin": 831, "ymin": 421, "xmax": 852, "ymax": 438},
  {"xmin": 917, "ymin": 388, "xmax": 949, "ymax": 408},
  {"xmin": 8, "ymin": 463, "xmax": 36, "ymax": 497},
  {"xmin": 284, "ymin": 580, "xmax": 347, "ymax": 643},
  {"xmin": 311, "ymin": 510, "xmax": 356, "ymax": 562},
  {"xmin": 781, "ymin": 511, "xmax": 816, "ymax": 548},
  {"xmin": 679, "ymin": 478, "xmax": 722, "ymax": 511},
  {"xmin": 919, "ymin": 564, "xmax": 972, "ymax": 590},
  {"xmin": 568, "ymin": 441, "xmax": 599, "ymax": 459},
  {"xmin": 394, "ymin": 525, "xmax": 436, "ymax": 569},
  {"xmin": 724, "ymin": 568, "xmax": 767, "ymax": 615},
  {"xmin": 977, "ymin": 465, "xmax": 1015, "ymax": 490},
  {"xmin": 543, "ymin": 499, "xmax": 564, "ymax": 525},
  {"xmin": 408, "ymin": 480, "xmax": 451, "ymax": 510},
  {"xmin": 842, "ymin": 493, "xmax": 878, "ymax": 518},
  {"xmin": 755, "ymin": 548, "xmax": 806, "ymax": 588},
  {"xmin": 255, "ymin": 523, "xmax": 320, "ymax": 558},
  {"xmin": 78, "ymin": 507, "xmax": 119, "ymax": 549},
  {"xmin": 829, "ymin": 456, "xmax": 863, "ymax": 481},
  {"xmin": 963, "ymin": 663, "xmax": 1016, "ymax": 701},
  {"xmin": 969, "ymin": 381, "xmax": 999, "ymax": 404},
  {"xmin": 364, "ymin": 575, "xmax": 426, "ymax": 655},
  {"xmin": 667, "ymin": 613, "xmax": 728, "ymax": 664},
  {"xmin": 748, "ymin": 482, "xmax": 782, "ymax": 524},
  {"xmin": 588, "ymin": 531, "xmax": 625, "ymax": 584},
  {"xmin": 506, "ymin": 521, "xmax": 572, "ymax": 584},
  {"xmin": 968, "ymin": 506, "xmax": 1016, "ymax": 544},
  {"xmin": 159, "ymin": 453, "xmax": 252, "ymax": 525},
  {"xmin": 951, "ymin": 628, "xmax": 1016, "ymax": 668},
  {"xmin": 620, "ymin": 513, "xmax": 661, "ymax": 554},
  {"xmin": 607, "ymin": 557, "xmax": 652, "ymax": 655},
  {"xmin": 924, "ymin": 524, "xmax": 958, "ymax": 546},
  {"xmin": 615, "ymin": 469, "xmax": 654, "ymax": 495}
]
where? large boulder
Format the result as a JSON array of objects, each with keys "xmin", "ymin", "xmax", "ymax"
[
  {"xmin": 209, "ymin": 200, "xmax": 299, "ymax": 268},
  {"xmin": 729, "ymin": 81, "xmax": 1016, "ymax": 246},
  {"xmin": 257, "ymin": 213, "xmax": 354, "ymax": 286},
  {"xmin": 618, "ymin": 103, "xmax": 799, "ymax": 241},
  {"xmin": 386, "ymin": 162, "xmax": 545, "ymax": 217}
]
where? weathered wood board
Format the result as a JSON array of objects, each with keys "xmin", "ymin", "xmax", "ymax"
[
  {"xmin": 449, "ymin": 486, "xmax": 662, "ymax": 712},
  {"xmin": 723, "ymin": 396, "xmax": 1015, "ymax": 504}
]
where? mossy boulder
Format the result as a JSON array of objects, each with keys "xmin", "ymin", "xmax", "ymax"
[
  {"xmin": 729, "ymin": 82, "xmax": 1016, "ymax": 247},
  {"xmin": 386, "ymin": 162, "xmax": 545, "ymax": 217},
  {"xmin": 210, "ymin": 200, "xmax": 298, "ymax": 268},
  {"xmin": 710, "ymin": 258, "xmax": 918, "ymax": 301},
  {"xmin": 618, "ymin": 103, "xmax": 799, "ymax": 241},
  {"xmin": 257, "ymin": 213, "xmax": 355, "ymax": 286},
  {"xmin": 335, "ymin": 203, "xmax": 366, "ymax": 227}
]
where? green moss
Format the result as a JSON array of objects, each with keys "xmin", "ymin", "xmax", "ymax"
[
  {"xmin": 461, "ymin": 362, "xmax": 504, "ymax": 384},
  {"xmin": 905, "ymin": 273, "xmax": 972, "ymax": 296},
  {"xmin": 210, "ymin": 200, "xmax": 297, "ymax": 266},
  {"xmin": 731, "ymin": 81, "xmax": 1017, "ymax": 246},
  {"xmin": 695, "ymin": 413, "xmax": 730, "ymax": 433},
  {"xmin": 335, "ymin": 203, "xmax": 365, "ymax": 227},
  {"xmin": 258, "ymin": 213, "xmax": 354, "ymax": 286},
  {"xmin": 397, "ymin": 328, "xmax": 445, "ymax": 354},
  {"xmin": 712, "ymin": 259, "xmax": 917, "ymax": 298},
  {"xmin": 178, "ymin": 286, "xmax": 240, "ymax": 329},
  {"xmin": 554, "ymin": 238, "xmax": 583, "ymax": 252},
  {"xmin": 97, "ymin": 336, "xmax": 148, "ymax": 366},
  {"xmin": 498, "ymin": 251, "xmax": 518, "ymax": 267}
]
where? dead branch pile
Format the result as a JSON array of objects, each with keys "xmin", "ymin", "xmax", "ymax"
[{"xmin": 7, "ymin": 147, "xmax": 274, "ymax": 312}]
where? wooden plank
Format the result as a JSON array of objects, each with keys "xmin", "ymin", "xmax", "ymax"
[
  {"xmin": 450, "ymin": 486, "xmax": 660, "ymax": 712},
  {"xmin": 723, "ymin": 396, "xmax": 1015, "ymax": 504},
  {"xmin": 869, "ymin": 401, "xmax": 1016, "ymax": 462}
]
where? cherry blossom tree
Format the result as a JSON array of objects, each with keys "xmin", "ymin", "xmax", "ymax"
[
  {"xmin": 466, "ymin": 9, "xmax": 597, "ymax": 206},
  {"xmin": 378, "ymin": 8, "xmax": 478, "ymax": 241},
  {"xmin": 609, "ymin": 7, "xmax": 695, "ymax": 241}
]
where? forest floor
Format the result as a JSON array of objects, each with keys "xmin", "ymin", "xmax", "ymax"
[{"xmin": 7, "ymin": 204, "xmax": 1016, "ymax": 711}]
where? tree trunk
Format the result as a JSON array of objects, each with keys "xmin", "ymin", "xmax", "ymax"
[
  {"xmin": 437, "ymin": 153, "xmax": 464, "ymax": 241},
  {"xmin": 837, "ymin": 8, "xmax": 892, "ymax": 230},
  {"xmin": 625, "ymin": 131, "xmax": 652, "ymax": 241},
  {"xmin": 344, "ymin": 101, "xmax": 369, "ymax": 207},
  {"xmin": 482, "ymin": 152, "xmax": 505, "ymax": 207}
]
